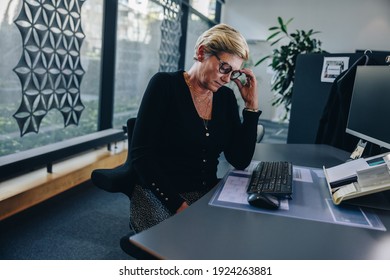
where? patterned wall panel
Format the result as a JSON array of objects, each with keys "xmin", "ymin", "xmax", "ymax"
[
  {"xmin": 13, "ymin": 0, "xmax": 86, "ymax": 136},
  {"xmin": 159, "ymin": 0, "xmax": 182, "ymax": 72}
]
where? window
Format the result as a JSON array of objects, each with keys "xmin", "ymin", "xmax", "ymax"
[
  {"xmin": 190, "ymin": 0, "xmax": 217, "ymax": 21},
  {"xmin": 184, "ymin": 13, "xmax": 212, "ymax": 70},
  {"xmin": 0, "ymin": 0, "xmax": 103, "ymax": 157},
  {"xmin": 113, "ymin": 0, "xmax": 163, "ymax": 128}
]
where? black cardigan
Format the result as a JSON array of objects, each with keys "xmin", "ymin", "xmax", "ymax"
[{"xmin": 130, "ymin": 71, "xmax": 261, "ymax": 212}]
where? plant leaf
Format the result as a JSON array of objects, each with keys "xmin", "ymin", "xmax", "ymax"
[
  {"xmin": 270, "ymin": 38, "xmax": 283, "ymax": 46},
  {"xmin": 254, "ymin": 55, "xmax": 270, "ymax": 66},
  {"xmin": 280, "ymin": 23, "xmax": 287, "ymax": 34},
  {"xmin": 266, "ymin": 31, "xmax": 281, "ymax": 41},
  {"xmin": 285, "ymin": 17, "xmax": 294, "ymax": 25},
  {"xmin": 277, "ymin": 16, "xmax": 284, "ymax": 27}
]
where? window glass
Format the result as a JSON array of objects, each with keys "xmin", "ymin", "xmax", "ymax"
[
  {"xmin": 113, "ymin": 0, "xmax": 163, "ymax": 128},
  {"xmin": 0, "ymin": 0, "xmax": 103, "ymax": 156},
  {"xmin": 184, "ymin": 13, "xmax": 211, "ymax": 70},
  {"xmin": 189, "ymin": 0, "xmax": 216, "ymax": 20}
]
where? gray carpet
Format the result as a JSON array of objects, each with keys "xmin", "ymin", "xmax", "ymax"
[
  {"xmin": 0, "ymin": 119, "xmax": 288, "ymax": 260},
  {"xmin": 0, "ymin": 181, "xmax": 132, "ymax": 260}
]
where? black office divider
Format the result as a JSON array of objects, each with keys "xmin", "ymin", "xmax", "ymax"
[{"xmin": 287, "ymin": 52, "xmax": 390, "ymax": 145}]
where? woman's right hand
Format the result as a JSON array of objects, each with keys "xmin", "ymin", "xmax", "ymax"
[
  {"xmin": 176, "ymin": 201, "xmax": 189, "ymax": 213},
  {"xmin": 233, "ymin": 68, "xmax": 259, "ymax": 110}
]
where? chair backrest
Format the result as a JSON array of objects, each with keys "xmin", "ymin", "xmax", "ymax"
[
  {"xmin": 90, "ymin": 117, "xmax": 137, "ymax": 197},
  {"xmin": 257, "ymin": 124, "xmax": 265, "ymax": 143},
  {"xmin": 125, "ymin": 118, "xmax": 136, "ymax": 158}
]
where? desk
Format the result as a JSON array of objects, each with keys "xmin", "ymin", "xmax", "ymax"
[{"xmin": 129, "ymin": 144, "xmax": 390, "ymax": 259}]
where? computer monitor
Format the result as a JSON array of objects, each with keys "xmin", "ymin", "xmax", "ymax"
[{"xmin": 346, "ymin": 65, "xmax": 390, "ymax": 151}]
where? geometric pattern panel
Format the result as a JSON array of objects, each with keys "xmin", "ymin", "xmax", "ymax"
[
  {"xmin": 159, "ymin": 0, "xmax": 182, "ymax": 72},
  {"xmin": 13, "ymin": 0, "xmax": 86, "ymax": 136}
]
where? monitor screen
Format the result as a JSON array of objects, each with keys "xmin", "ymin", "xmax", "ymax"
[{"xmin": 346, "ymin": 66, "xmax": 390, "ymax": 150}]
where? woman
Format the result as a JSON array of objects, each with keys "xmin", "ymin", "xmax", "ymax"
[{"xmin": 129, "ymin": 23, "xmax": 261, "ymax": 233}]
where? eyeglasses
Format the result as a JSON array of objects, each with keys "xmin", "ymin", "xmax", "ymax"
[{"xmin": 214, "ymin": 54, "xmax": 242, "ymax": 80}]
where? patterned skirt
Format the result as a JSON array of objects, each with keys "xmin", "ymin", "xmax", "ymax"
[{"xmin": 129, "ymin": 184, "xmax": 213, "ymax": 233}]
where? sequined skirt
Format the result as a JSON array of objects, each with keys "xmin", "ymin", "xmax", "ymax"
[{"xmin": 130, "ymin": 184, "xmax": 213, "ymax": 233}]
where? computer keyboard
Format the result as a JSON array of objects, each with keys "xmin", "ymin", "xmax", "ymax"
[{"xmin": 247, "ymin": 161, "xmax": 293, "ymax": 198}]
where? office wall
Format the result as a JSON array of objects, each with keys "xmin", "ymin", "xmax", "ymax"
[{"xmin": 222, "ymin": 0, "xmax": 390, "ymax": 120}]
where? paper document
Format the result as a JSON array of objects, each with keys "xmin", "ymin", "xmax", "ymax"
[{"xmin": 217, "ymin": 175, "xmax": 249, "ymax": 204}]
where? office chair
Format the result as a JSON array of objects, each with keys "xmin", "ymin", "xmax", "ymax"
[
  {"xmin": 91, "ymin": 117, "xmax": 138, "ymax": 198},
  {"xmin": 91, "ymin": 117, "xmax": 158, "ymax": 259},
  {"xmin": 257, "ymin": 124, "xmax": 265, "ymax": 143}
]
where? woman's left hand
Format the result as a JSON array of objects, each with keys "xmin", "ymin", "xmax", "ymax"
[{"xmin": 233, "ymin": 68, "xmax": 259, "ymax": 110}]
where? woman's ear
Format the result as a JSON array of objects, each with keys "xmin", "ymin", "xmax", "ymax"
[{"xmin": 197, "ymin": 45, "xmax": 204, "ymax": 61}]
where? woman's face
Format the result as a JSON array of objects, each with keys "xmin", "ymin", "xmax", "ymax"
[{"xmin": 197, "ymin": 51, "xmax": 243, "ymax": 92}]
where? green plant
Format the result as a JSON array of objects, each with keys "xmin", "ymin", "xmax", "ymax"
[{"xmin": 255, "ymin": 17, "xmax": 325, "ymax": 120}]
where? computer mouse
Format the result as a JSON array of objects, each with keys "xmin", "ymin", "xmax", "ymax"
[{"xmin": 247, "ymin": 193, "xmax": 280, "ymax": 209}]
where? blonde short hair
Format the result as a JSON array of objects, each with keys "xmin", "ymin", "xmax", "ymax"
[{"xmin": 194, "ymin": 23, "xmax": 249, "ymax": 60}]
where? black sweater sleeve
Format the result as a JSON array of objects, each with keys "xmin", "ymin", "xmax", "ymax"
[{"xmin": 223, "ymin": 91, "xmax": 261, "ymax": 170}]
